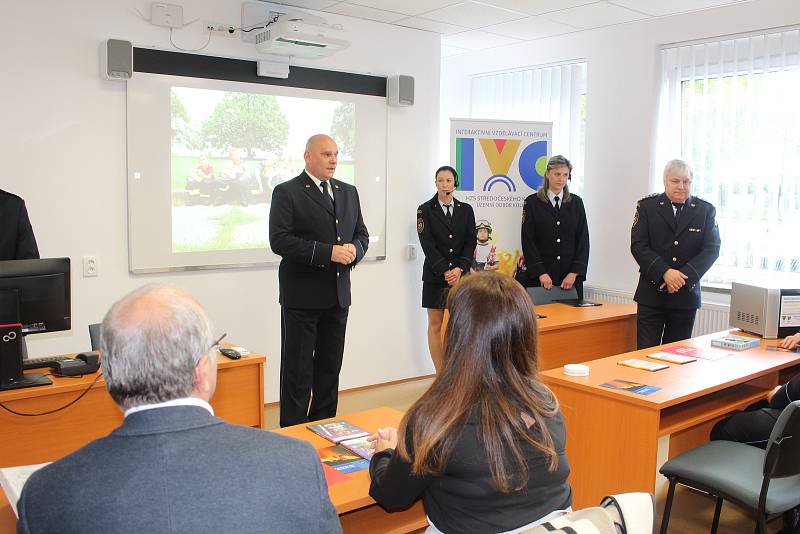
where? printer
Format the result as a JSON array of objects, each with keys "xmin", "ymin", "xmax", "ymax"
[{"xmin": 730, "ymin": 282, "xmax": 800, "ymax": 338}]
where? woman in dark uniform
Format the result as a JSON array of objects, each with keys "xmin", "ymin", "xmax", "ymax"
[
  {"xmin": 520, "ymin": 155, "xmax": 589, "ymax": 299},
  {"xmin": 416, "ymin": 166, "xmax": 476, "ymax": 371}
]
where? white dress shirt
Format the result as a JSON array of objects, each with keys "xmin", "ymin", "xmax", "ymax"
[
  {"xmin": 124, "ymin": 397, "xmax": 214, "ymax": 418},
  {"xmin": 438, "ymin": 197, "xmax": 454, "ymax": 216},
  {"xmin": 307, "ymin": 171, "xmax": 334, "ymax": 200},
  {"xmin": 547, "ymin": 190, "xmax": 563, "ymax": 208}
]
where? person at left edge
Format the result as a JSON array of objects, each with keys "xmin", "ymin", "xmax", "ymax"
[
  {"xmin": 520, "ymin": 155, "xmax": 589, "ymax": 299},
  {"xmin": 269, "ymin": 134, "xmax": 369, "ymax": 428},
  {"xmin": 416, "ymin": 165, "xmax": 476, "ymax": 372},
  {"xmin": 0, "ymin": 189, "xmax": 39, "ymax": 260}
]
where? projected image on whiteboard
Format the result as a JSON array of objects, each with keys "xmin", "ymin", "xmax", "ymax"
[{"xmin": 170, "ymin": 86, "xmax": 355, "ymax": 253}]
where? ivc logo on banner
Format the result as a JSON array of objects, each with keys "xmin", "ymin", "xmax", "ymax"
[{"xmin": 454, "ymin": 137, "xmax": 549, "ymax": 192}]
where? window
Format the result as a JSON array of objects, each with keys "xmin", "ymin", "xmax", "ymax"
[
  {"xmin": 470, "ymin": 61, "xmax": 588, "ymax": 194},
  {"xmin": 656, "ymin": 28, "xmax": 800, "ymax": 286}
]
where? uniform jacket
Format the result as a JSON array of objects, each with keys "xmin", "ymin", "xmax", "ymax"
[
  {"xmin": 520, "ymin": 192, "xmax": 589, "ymax": 286},
  {"xmin": 16, "ymin": 406, "xmax": 342, "ymax": 534},
  {"xmin": 417, "ymin": 195, "xmax": 476, "ymax": 284},
  {"xmin": 631, "ymin": 193, "xmax": 721, "ymax": 309},
  {"xmin": 269, "ymin": 171, "xmax": 369, "ymax": 309},
  {"xmin": 0, "ymin": 189, "xmax": 39, "ymax": 261}
]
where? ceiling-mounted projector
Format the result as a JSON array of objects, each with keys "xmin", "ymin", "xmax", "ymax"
[{"xmin": 255, "ymin": 18, "xmax": 349, "ymax": 59}]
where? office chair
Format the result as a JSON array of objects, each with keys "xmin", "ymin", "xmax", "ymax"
[
  {"xmin": 659, "ymin": 400, "xmax": 800, "ymax": 534},
  {"xmin": 527, "ymin": 492, "xmax": 654, "ymax": 534},
  {"xmin": 88, "ymin": 323, "xmax": 102, "ymax": 351}
]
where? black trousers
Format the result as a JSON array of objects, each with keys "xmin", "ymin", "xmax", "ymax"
[
  {"xmin": 636, "ymin": 303, "xmax": 696, "ymax": 349},
  {"xmin": 710, "ymin": 400, "xmax": 777, "ymax": 450},
  {"xmin": 279, "ymin": 305, "xmax": 348, "ymax": 427}
]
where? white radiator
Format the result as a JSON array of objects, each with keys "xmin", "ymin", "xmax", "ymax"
[{"xmin": 584, "ymin": 286, "xmax": 730, "ymax": 337}]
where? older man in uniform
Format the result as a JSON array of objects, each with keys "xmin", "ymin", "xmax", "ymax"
[{"xmin": 631, "ymin": 159, "xmax": 721, "ymax": 349}]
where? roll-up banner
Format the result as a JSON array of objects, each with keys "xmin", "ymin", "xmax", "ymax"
[{"xmin": 450, "ymin": 118, "xmax": 552, "ymax": 276}]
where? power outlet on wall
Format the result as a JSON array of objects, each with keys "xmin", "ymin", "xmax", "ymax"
[
  {"xmin": 83, "ymin": 256, "xmax": 99, "ymax": 278},
  {"xmin": 205, "ymin": 21, "xmax": 239, "ymax": 37}
]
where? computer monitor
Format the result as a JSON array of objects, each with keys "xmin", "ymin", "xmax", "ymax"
[{"xmin": 0, "ymin": 257, "xmax": 71, "ymax": 390}]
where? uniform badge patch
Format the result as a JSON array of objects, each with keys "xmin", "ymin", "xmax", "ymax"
[
  {"xmin": 417, "ymin": 217, "xmax": 424, "ymax": 234},
  {"xmin": 632, "ymin": 208, "xmax": 640, "ymax": 228}
]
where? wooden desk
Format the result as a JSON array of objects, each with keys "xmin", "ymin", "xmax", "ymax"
[
  {"xmin": 535, "ymin": 301, "xmax": 637, "ymax": 369},
  {"xmin": 0, "ymin": 352, "xmax": 265, "ymax": 467},
  {"xmin": 274, "ymin": 407, "xmax": 427, "ymax": 534},
  {"xmin": 444, "ymin": 300, "xmax": 636, "ymax": 370},
  {"xmin": 541, "ymin": 331, "xmax": 799, "ymax": 508}
]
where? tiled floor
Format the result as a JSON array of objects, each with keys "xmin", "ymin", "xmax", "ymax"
[{"xmin": 264, "ymin": 376, "xmax": 782, "ymax": 533}]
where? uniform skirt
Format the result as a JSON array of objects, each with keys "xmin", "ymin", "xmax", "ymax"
[{"xmin": 422, "ymin": 282, "xmax": 449, "ymax": 309}]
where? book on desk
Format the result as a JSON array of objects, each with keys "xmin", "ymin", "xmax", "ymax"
[{"xmin": 307, "ymin": 420, "xmax": 374, "ymax": 460}]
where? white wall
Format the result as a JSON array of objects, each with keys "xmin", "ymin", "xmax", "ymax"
[
  {"xmin": 442, "ymin": 0, "xmax": 800, "ymax": 300},
  {"xmin": 1, "ymin": 0, "xmax": 440, "ymax": 401}
]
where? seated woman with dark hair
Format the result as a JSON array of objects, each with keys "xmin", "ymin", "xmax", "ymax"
[{"xmin": 368, "ymin": 271, "xmax": 572, "ymax": 533}]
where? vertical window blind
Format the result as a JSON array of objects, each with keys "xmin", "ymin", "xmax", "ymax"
[
  {"xmin": 655, "ymin": 27, "xmax": 800, "ymax": 285},
  {"xmin": 470, "ymin": 62, "xmax": 588, "ymax": 194}
]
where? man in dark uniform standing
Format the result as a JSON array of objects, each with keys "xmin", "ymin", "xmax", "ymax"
[
  {"xmin": 269, "ymin": 134, "xmax": 369, "ymax": 427},
  {"xmin": 0, "ymin": 189, "xmax": 39, "ymax": 260},
  {"xmin": 631, "ymin": 159, "xmax": 721, "ymax": 349}
]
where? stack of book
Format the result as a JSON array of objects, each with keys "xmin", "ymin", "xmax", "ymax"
[{"xmin": 308, "ymin": 420, "xmax": 375, "ymax": 475}]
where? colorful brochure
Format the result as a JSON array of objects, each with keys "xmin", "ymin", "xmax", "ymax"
[
  {"xmin": 600, "ymin": 379, "xmax": 661, "ymax": 396},
  {"xmin": 339, "ymin": 435, "xmax": 374, "ymax": 460},
  {"xmin": 618, "ymin": 358, "xmax": 669, "ymax": 372},
  {"xmin": 663, "ymin": 345, "xmax": 731, "ymax": 361},
  {"xmin": 307, "ymin": 420, "xmax": 370, "ymax": 443},
  {"xmin": 318, "ymin": 445, "xmax": 370, "ymax": 474},
  {"xmin": 647, "ymin": 352, "xmax": 696, "ymax": 364}
]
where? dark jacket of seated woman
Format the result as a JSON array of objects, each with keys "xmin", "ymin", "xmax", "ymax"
[{"xmin": 367, "ymin": 272, "xmax": 572, "ymax": 534}]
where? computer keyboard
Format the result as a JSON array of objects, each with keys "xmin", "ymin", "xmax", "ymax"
[{"xmin": 22, "ymin": 355, "xmax": 73, "ymax": 370}]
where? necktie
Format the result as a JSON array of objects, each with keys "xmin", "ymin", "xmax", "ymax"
[
  {"xmin": 672, "ymin": 202, "xmax": 684, "ymax": 221},
  {"xmin": 320, "ymin": 181, "xmax": 334, "ymax": 211},
  {"xmin": 444, "ymin": 204, "xmax": 452, "ymax": 220},
  {"xmin": 554, "ymin": 196, "xmax": 560, "ymax": 211}
]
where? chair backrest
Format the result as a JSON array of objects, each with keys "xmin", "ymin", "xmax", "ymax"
[
  {"xmin": 524, "ymin": 492, "xmax": 654, "ymax": 534},
  {"xmin": 527, "ymin": 287, "xmax": 553, "ymax": 305},
  {"xmin": 764, "ymin": 400, "xmax": 800, "ymax": 479},
  {"xmin": 88, "ymin": 323, "xmax": 102, "ymax": 351},
  {"xmin": 526, "ymin": 286, "xmax": 579, "ymax": 306},
  {"xmin": 551, "ymin": 286, "xmax": 579, "ymax": 302}
]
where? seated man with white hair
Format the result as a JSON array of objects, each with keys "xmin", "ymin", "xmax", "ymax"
[{"xmin": 17, "ymin": 284, "xmax": 341, "ymax": 534}]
